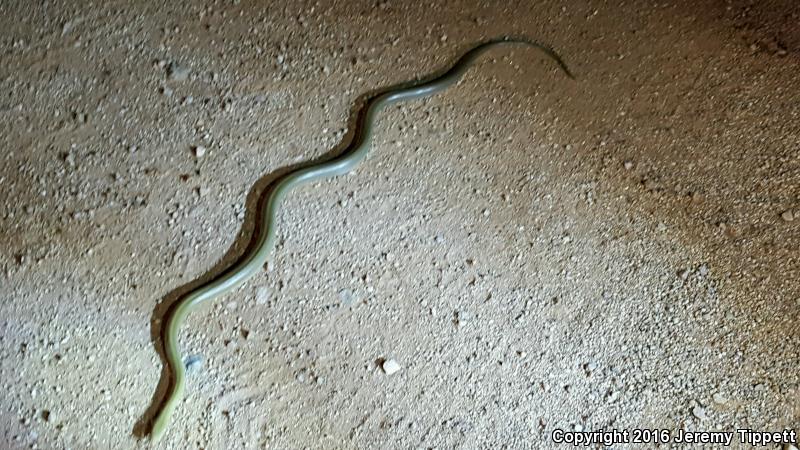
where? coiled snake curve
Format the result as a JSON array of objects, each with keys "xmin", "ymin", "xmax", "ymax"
[{"xmin": 149, "ymin": 36, "xmax": 573, "ymax": 441}]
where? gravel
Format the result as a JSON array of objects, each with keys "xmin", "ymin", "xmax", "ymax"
[{"xmin": 0, "ymin": 0, "xmax": 797, "ymax": 448}]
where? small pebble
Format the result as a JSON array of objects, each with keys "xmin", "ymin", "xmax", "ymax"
[
  {"xmin": 296, "ymin": 369, "xmax": 308, "ymax": 383},
  {"xmin": 455, "ymin": 310, "xmax": 472, "ymax": 327},
  {"xmin": 382, "ymin": 359, "xmax": 402, "ymax": 375},
  {"xmin": 339, "ymin": 288, "xmax": 356, "ymax": 307},
  {"xmin": 780, "ymin": 210, "xmax": 794, "ymax": 222},
  {"xmin": 184, "ymin": 354, "xmax": 203, "ymax": 372},
  {"xmin": 193, "ymin": 145, "xmax": 206, "ymax": 158},
  {"xmin": 644, "ymin": 179, "xmax": 662, "ymax": 191},
  {"xmin": 623, "ymin": 161, "xmax": 634, "ymax": 170},
  {"xmin": 62, "ymin": 19, "xmax": 76, "ymax": 36},
  {"xmin": 255, "ymin": 286, "xmax": 271, "ymax": 305},
  {"xmin": 711, "ymin": 392, "xmax": 727, "ymax": 404},
  {"xmin": 691, "ymin": 406, "xmax": 707, "ymax": 420},
  {"xmin": 167, "ymin": 62, "xmax": 191, "ymax": 81}
]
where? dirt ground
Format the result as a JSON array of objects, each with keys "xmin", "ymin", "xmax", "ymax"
[{"xmin": 0, "ymin": 0, "xmax": 798, "ymax": 449}]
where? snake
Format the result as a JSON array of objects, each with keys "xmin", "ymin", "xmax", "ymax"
[{"xmin": 149, "ymin": 36, "xmax": 573, "ymax": 441}]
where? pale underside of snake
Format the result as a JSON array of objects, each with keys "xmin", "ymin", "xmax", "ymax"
[{"xmin": 149, "ymin": 36, "xmax": 573, "ymax": 441}]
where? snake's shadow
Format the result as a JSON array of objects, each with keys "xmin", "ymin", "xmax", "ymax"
[{"xmin": 132, "ymin": 61, "xmax": 463, "ymax": 438}]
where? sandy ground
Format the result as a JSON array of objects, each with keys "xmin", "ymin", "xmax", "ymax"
[{"xmin": 0, "ymin": 0, "xmax": 798, "ymax": 449}]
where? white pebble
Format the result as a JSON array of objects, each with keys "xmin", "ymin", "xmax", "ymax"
[
  {"xmin": 168, "ymin": 63, "xmax": 191, "ymax": 81},
  {"xmin": 255, "ymin": 286, "xmax": 271, "ymax": 305},
  {"xmin": 691, "ymin": 406, "xmax": 707, "ymax": 420},
  {"xmin": 339, "ymin": 288, "xmax": 356, "ymax": 307},
  {"xmin": 456, "ymin": 310, "xmax": 472, "ymax": 326},
  {"xmin": 382, "ymin": 359, "xmax": 402, "ymax": 375},
  {"xmin": 780, "ymin": 210, "xmax": 794, "ymax": 222},
  {"xmin": 193, "ymin": 145, "xmax": 206, "ymax": 158},
  {"xmin": 184, "ymin": 355, "xmax": 203, "ymax": 372}
]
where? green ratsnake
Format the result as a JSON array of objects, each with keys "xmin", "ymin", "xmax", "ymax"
[{"xmin": 149, "ymin": 36, "xmax": 573, "ymax": 441}]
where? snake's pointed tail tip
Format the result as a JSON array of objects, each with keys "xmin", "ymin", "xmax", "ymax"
[{"xmin": 559, "ymin": 63, "xmax": 576, "ymax": 80}]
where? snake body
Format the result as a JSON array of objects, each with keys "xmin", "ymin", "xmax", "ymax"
[{"xmin": 150, "ymin": 36, "xmax": 572, "ymax": 441}]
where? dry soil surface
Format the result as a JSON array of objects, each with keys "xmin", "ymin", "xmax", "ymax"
[{"xmin": 0, "ymin": 0, "xmax": 798, "ymax": 449}]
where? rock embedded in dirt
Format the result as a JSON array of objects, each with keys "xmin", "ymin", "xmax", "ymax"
[
  {"xmin": 382, "ymin": 359, "xmax": 402, "ymax": 375},
  {"xmin": 339, "ymin": 288, "xmax": 356, "ymax": 307},
  {"xmin": 255, "ymin": 286, "xmax": 271, "ymax": 305},
  {"xmin": 455, "ymin": 310, "xmax": 472, "ymax": 327},
  {"xmin": 184, "ymin": 355, "xmax": 203, "ymax": 372},
  {"xmin": 691, "ymin": 406, "xmax": 707, "ymax": 420},
  {"xmin": 167, "ymin": 62, "xmax": 191, "ymax": 81}
]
